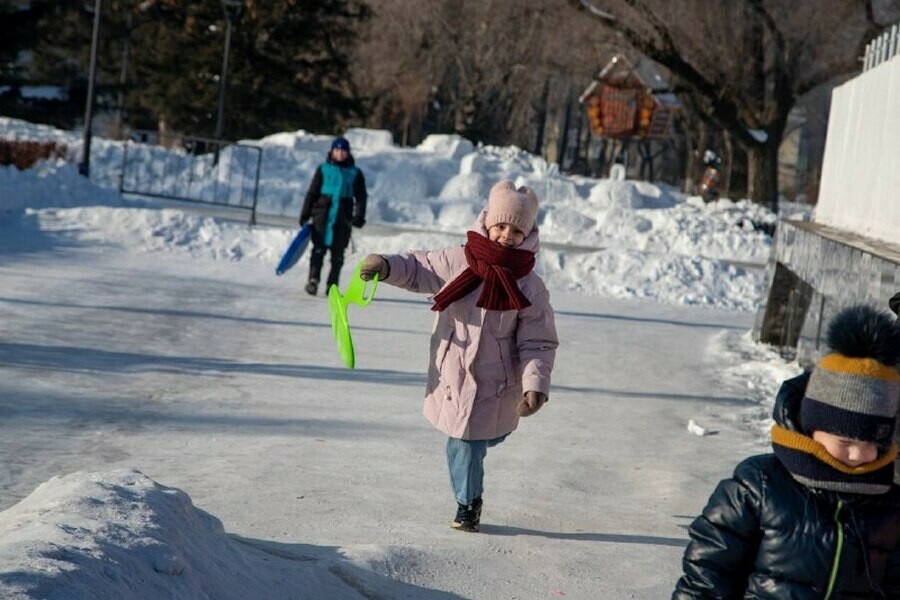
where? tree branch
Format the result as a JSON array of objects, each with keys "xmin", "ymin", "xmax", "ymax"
[
  {"xmin": 796, "ymin": 0, "xmax": 887, "ymax": 96},
  {"xmin": 747, "ymin": 0, "xmax": 793, "ymax": 125},
  {"xmin": 576, "ymin": 0, "xmax": 760, "ymax": 146},
  {"xmin": 577, "ymin": 0, "xmax": 617, "ymax": 21}
]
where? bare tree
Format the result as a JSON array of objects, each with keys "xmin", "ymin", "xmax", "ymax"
[
  {"xmin": 574, "ymin": 0, "xmax": 900, "ymax": 210},
  {"xmin": 353, "ymin": 0, "xmax": 618, "ymax": 148}
]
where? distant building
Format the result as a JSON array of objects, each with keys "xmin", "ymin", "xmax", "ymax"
[
  {"xmin": 538, "ymin": 55, "xmax": 680, "ymax": 182},
  {"xmin": 578, "ymin": 55, "xmax": 679, "ymax": 141}
]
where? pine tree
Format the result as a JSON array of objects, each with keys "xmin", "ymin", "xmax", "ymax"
[
  {"xmin": 0, "ymin": 2, "xmax": 44, "ymax": 85},
  {"xmin": 24, "ymin": 0, "xmax": 371, "ymax": 139}
]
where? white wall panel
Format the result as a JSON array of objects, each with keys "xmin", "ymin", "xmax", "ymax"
[{"xmin": 816, "ymin": 57, "xmax": 900, "ymax": 244}]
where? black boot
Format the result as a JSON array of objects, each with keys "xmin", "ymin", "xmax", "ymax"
[
  {"xmin": 304, "ymin": 278, "xmax": 318, "ymax": 296},
  {"xmin": 451, "ymin": 496, "xmax": 482, "ymax": 532},
  {"xmin": 326, "ymin": 264, "xmax": 342, "ymax": 291}
]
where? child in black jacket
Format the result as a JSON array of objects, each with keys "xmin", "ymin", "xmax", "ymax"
[{"xmin": 673, "ymin": 305, "xmax": 900, "ymax": 598}]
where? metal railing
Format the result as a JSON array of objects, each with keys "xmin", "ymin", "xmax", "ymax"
[
  {"xmin": 118, "ymin": 130, "xmax": 262, "ymax": 225},
  {"xmin": 863, "ymin": 22, "xmax": 900, "ymax": 72}
]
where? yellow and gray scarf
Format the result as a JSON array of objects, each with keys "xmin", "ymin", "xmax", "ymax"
[{"xmin": 772, "ymin": 424, "xmax": 898, "ymax": 495}]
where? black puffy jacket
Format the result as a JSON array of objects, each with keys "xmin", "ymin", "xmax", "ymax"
[{"xmin": 673, "ymin": 374, "xmax": 900, "ymax": 599}]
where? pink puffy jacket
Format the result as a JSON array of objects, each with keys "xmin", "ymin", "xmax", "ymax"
[{"xmin": 383, "ymin": 211, "xmax": 558, "ymax": 440}]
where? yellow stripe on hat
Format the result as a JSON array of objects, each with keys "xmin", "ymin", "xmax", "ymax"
[
  {"xmin": 818, "ymin": 354, "xmax": 900, "ymax": 381},
  {"xmin": 771, "ymin": 424, "xmax": 898, "ymax": 474}
]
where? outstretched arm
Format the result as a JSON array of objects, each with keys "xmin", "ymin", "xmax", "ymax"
[{"xmin": 379, "ymin": 248, "xmax": 458, "ymax": 295}]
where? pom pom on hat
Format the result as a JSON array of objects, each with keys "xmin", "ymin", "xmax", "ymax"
[
  {"xmin": 331, "ymin": 137, "xmax": 350, "ymax": 152},
  {"xmin": 485, "ymin": 180, "xmax": 539, "ymax": 234},
  {"xmin": 801, "ymin": 305, "xmax": 900, "ymax": 446}
]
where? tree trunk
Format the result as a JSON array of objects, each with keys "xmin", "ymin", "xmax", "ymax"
[
  {"xmin": 684, "ymin": 120, "xmax": 706, "ymax": 194},
  {"xmin": 533, "ymin": 79, "xmax": 549, "ymax": 156},
  {"xmin": 557, "ymin": 95, "xmax": 572, "ymax": 169},
  {"xmin": 746, "ymin": 136, "xmax": 781, "ymax": 211},
  {"xmin": 158, "ymin": 116, "xmax": 173, "ymax": 148},
  {"xmin": 722, "ymin": 130, "xmax": 733, "ymax": 197}
]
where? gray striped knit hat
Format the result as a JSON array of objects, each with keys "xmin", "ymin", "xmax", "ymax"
[{"xmin": 801, "ymin": 305, "xmax": 900, "ymax": 446}]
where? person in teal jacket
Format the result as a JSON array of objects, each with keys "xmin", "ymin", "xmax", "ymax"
[{"xmin": 299, "ymin": 137, "xmax": 367, "ymax": 295}]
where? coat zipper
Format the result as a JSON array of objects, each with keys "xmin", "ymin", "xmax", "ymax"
[{"xmin": 824, "ymin": 499, "xmax": 845, "ymax": 600}]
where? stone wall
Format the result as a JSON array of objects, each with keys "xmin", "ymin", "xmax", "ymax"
[{"xmin": 754, "ymin": 220, "xmax": 900, "ymax": 367}]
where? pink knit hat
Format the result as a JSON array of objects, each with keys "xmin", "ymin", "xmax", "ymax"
[{"xmin": 485, "ymin": 180, "xmax": 539, "ymax": 233}]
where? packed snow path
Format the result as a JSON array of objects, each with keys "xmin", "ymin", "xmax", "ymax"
[{"xmin": 0, "ymin": 239, "xmax": 760, "ymax": 598}]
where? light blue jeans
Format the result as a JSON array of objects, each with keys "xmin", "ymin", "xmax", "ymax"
[{"xmin": 446, "ymin": 434, "xmax": 509, "ymax": 505}]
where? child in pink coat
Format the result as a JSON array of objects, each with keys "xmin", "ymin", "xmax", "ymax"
[{"xmin": 361, "ymin": 180, "xmax": 559, "ymax": 532}]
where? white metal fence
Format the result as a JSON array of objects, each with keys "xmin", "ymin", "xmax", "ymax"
[{"xmin": 863, "ymin": 22, "xmax": 900, "ymax": 71}]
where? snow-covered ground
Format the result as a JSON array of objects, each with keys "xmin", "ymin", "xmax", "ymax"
[{"xmin": 0, "ymin": 118, "xmax": 803, "ymax": 598}]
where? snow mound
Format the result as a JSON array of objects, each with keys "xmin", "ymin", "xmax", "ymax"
[
  {"xmin": 0, "ymin": 469, "xmax": 266, "ymax": 599},
  {"xmin": 343, "ymin": 128, "xmax": 394, "ymax": 152},
  {"xmin": 31, "ymin": 206, "xmax": 290, "ymax": 263},
  {"xmin": 0, "ymin": 117, "xmax": 78, "ymax": 144},
  {"xmin": 369, "ymin": 163, "xmax": 431, "ymax": 204},
  {"xmin": 1, "ymin": 162, "xmax": 124, "ymax": 211},
  {"xmin": 520, "ymin": 175, "xmax": 582, "ymax": 206},
  {"xmin": 588, "ymin": 180, "xmax": 646, "ymax": 210},
  {"xmin": 438, "ymin": 172, "xmax": 490, "ymax": 201},
  {"xmin": 0, "ymin": 116, "xmax": 778, "ymax": 311},
  {"xmin": 254, "ymin": 130, "xmax": 328, "ymax": 153},
  {"xmin": 0, "ymin": 470, "xmax": 462, "ymax": 600},
  {"xmin": 416, "ymin": 134, "xmax": 475, "ymax": 160},
  {"xmin": 538, "ymin": 248, "xmax": 764, "ymax": 312}
]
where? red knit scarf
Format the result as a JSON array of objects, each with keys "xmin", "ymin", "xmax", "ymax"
[{"xmin": 431, "ymin": 231, "xmax": 535, "ymax": 312}]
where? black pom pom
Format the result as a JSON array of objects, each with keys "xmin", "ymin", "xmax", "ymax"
[
  {"xmin": 890, "ymin": 292, "xmax": 900, "ymax": 318},
  {"xmin": 826, "ymin": 304, "xmax": 900, "ymax": 365}
]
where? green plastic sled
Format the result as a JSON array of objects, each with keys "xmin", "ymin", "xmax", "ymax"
[{"xmin": 328, "ymin": 261, "xmax": 378, "ymax": 369}]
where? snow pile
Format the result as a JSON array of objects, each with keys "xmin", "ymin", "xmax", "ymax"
[
  {"xmin": 0, "ymin": 469, "xmax": 431, "ymax": 600},
  {"xmin": 535, "ymin": 249, "xmax": 763, "ymax": 311},
  {"xmin": 0, "ymin": 469, "xmax": 274, "ymax": 599},
  {"xmin": 0, "ymin": 117, "xmax": 781, "ymax": 311},
  {"xmin": 1, "ymin": 161, "xmax": 124, "ymax": 211},
  {"xmin": 416, "ymin": 133, "xmax": 475, "ymax": 159},
  {"xmin": 710, "ymin": 329, "xmax": 803, "ymax": 442},
  {"xmin": 29, "ymin": 206, "xmax": 291, "ymax": 262},
  {"xmin": 0, "ymin": 117, "xmax": 78, "ymax": 145}
]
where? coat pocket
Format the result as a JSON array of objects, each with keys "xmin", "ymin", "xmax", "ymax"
[{"xmin": 496, "ymin": 337, "xmax": 515, "ymax": 389}]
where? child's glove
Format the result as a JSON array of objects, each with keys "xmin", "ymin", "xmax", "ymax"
[
  {"xmin": 360, "ymin": 254, "xmax": 389, "ymax": 281},
  {"xmin": 517, "ymin": 391, "xmax": 547, "ymax": 417}
]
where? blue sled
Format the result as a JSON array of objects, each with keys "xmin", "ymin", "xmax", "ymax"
[{"xmin": 275, "ymin": 224, "xmax": 311, "ymax": 276}]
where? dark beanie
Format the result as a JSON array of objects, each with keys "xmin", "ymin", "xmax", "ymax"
[
  {"xmin": 801, "ymin": 305, "xmax": 900, "ymax": 446},
  {"xmin": 331, "ymin": 137, "xmax": 350, "ymax": 152}
]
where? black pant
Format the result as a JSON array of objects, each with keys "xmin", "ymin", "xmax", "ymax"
[{"xmin": 307, "ymin": 226, "xmax": 349, "ymax": 289}]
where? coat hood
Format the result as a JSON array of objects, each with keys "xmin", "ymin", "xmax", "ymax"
[{"xmin": 772, "ymin": 371, "xmax": 810, "ymax": 432}]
